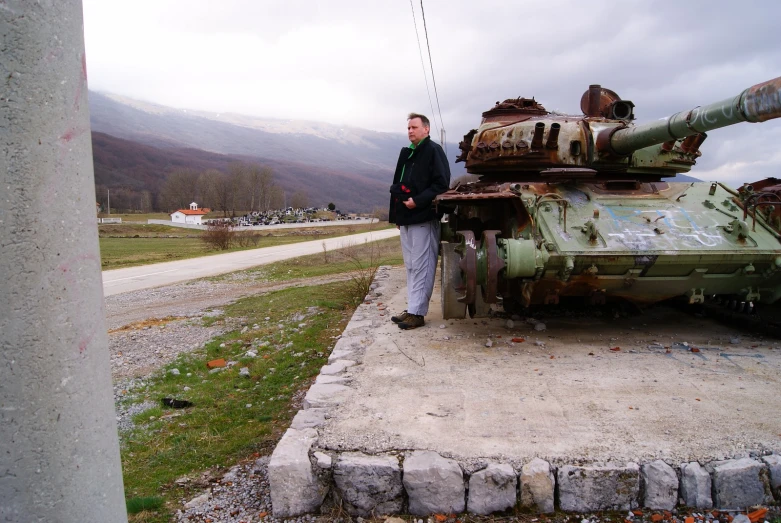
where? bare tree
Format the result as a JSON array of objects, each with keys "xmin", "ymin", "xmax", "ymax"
[
  {"xmin": 257, "ymin": 166, "xmax": 276, "ymax": 212},
  {"xmin": 197, "ymin": 170, "xmax": 218, "ymax": 210},
  {"xmin": 229, "ymin": 163, "xmax": 281, "ymax": 212},
  {"xmin": 159, "ymin": 168, "xmax": 200, "ymax": 211},
  {"xmin": 227, "ymin": 165, "xmax": 245, "ymax": 216},
  {"xmin": 291, "ymin": 190, "xmax": 309, "ymax": 210},
  {"xmin": 139, "ymin": 190, "xmax": 153, "ymax": 212},
  {"xmin": 270, "ymin": 186, "xmax": 285, "ymax": 210},
  {"xmin": 197, "ymin": 169, "xmax": 231, "ymax": 217},
  {"xmin": 227, "ymin": 163, "xmax": 251, "ymax": 212},
  {"xmin": 231, "ymin": 163, "xmax": 268, "ymax": 212}
]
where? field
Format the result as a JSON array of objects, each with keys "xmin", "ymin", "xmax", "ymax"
[
  {"xmin": 98, "ymin": 212, "xmax": 176, "ymax": 223},
  {"xmin": 99, "ymin": 222, "xmax": 394, "ymax": 269}
]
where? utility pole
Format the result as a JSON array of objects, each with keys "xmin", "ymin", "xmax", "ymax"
[
  {"xmin": 1, "ymin": 2, "xmax": 128, "ymax": 522},
  {"xmin": 108, "ymin": 187, "xmax": 111, "ymax": 214}
]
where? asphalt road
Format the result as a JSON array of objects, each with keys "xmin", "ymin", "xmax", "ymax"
[{"xmin": 101, "ymin": 228, "xmax": 400, "ymax": 296}]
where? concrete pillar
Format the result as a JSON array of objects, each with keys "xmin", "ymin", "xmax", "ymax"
[{"xmin": 0, "ymin": 2, "xmax": 128, "ymax": 522}]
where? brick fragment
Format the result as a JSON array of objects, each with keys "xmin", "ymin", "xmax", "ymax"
[{"xmin": 206, "ymin": 358, "xmax": 226, "ymax": 368}]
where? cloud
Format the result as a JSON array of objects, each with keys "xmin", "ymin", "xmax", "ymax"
[{"xmin": 82, "ymin": 0, "xmax": 781, "ymax": 184}]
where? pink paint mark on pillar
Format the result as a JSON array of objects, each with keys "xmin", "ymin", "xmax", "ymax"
[
  {"xmin": 54, "ymin": 253, "xmax": 102, "ymax": 354},
  {"xmin": 59, "ymin": 126, "xmax": 85, "ymax": 144},
  {"xmin": 78, "ymin": 331, "xmax": 96, "ymax": 354},
  {"xmin": 45, "ymin": 126, "xmax": 87, "ymax": 199},
  {"xmin": 73, "ymin": 53, "xmax": 88, "ymax": 111}
]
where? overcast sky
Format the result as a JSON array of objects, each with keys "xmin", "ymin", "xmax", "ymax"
[{"xmin": 82, "ymin": 0, "xmax": 781, "ymax": 186}]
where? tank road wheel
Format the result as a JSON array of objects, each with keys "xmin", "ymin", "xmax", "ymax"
[
  {"xmin": 441, "ymin": 242, "xmax": 467, "ymax": 319},
  {"xmin": 456, "ymin": 230, "xmax": 477, "ymax": 306},
  {"xmin": 468, "ymin": 288, "xmax": 492, "ymax": 318},
  {"xmin": 481, "ymin": 230, "xmax": 506, "ymax": 304}
]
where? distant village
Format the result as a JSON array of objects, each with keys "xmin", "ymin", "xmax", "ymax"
[{"xmin": 170, "ymin": 202, "xmax": 369, "ymax": 227}]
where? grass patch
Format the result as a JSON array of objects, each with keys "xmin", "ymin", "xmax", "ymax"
[
  {"xmin": 118, "ymin": 282, "xmax": 353, "ymax": 522},
  {"xmin": 98, "ymin": 224, "xmax": 196, "ymax": 238},
  {"xmin": 100, "ymin": 222, "xmax": 396, "ymax": 269},
  {"xmin": 243, "ymin": 236, "xmax": 403, "ymax": 283},
  {"xmin": 100, "ymin": 237, "xmax": 209, "ymax": 268},
  {"xmin": 99, "ymin": 212, "xmax": 173, "ymax": 222},
  {"xmin": 126, "ymin": 496, "xmax": 164, "ymax": 514}
]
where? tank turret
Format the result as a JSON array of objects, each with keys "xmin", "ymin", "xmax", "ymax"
[
  {"xmin": 456, "ymin": 77, "xmax": 781, "ymax": 181},
  {"xmin": 437, "ymin": 77, "xmax": 781, "ymax": 320}
]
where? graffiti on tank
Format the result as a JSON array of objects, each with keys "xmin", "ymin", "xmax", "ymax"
[{"xmin": 603, "ymin": 207, "xmax": 730, "ymax": 250}]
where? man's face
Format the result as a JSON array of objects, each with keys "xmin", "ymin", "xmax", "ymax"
[{"xmin": 407, "ymin": 117, "xmax": 430, "ymax": 146}]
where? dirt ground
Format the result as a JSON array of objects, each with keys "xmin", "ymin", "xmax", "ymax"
[{"xmin": 103, "ymin": 273, "xmax": 353, "ymax": 331}]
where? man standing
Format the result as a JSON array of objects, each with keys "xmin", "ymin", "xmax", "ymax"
[{"xmin": 389, "ymin": 113, "xmax": 451, "ymax": 330}]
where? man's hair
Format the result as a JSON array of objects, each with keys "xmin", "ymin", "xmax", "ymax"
[{"xmin": 407, "ymin": 113, "xmax": 430, "ymax": 128}]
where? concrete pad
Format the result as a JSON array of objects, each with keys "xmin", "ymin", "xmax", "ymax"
[{"xmin": 316, "ymin": 267, "xmax": 781, "ymax": 465}]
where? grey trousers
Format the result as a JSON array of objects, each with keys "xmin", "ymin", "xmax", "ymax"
[{"xmin": 400, "ymin": 218, "xmax": 441, "ymax": 316}]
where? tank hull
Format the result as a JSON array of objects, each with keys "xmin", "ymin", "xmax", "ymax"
[
  {"xmin": 437, "ymin": 179, "xmax": 781, "ymax": 317},
  {"xmin": 439, "ymin": 78, "xmax": 781, "ymax": 318}
]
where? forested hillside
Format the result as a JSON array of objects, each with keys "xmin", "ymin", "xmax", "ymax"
[{"xmin": 92, "ymin": 132, "xmax": 390, "ymax": 214}]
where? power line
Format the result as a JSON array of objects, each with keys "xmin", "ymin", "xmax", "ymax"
[
  {"xmin": 408, "ymin": 0, "xmax": 440, "ymax": 143},
  {"xmin": 419, "ymin": 0, "xmax": 446, "ymax": 152}
]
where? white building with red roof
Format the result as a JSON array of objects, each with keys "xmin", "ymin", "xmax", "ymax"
[{"xmin": 171, "ymin": 202, "xmax": 210, "ymax": 224}]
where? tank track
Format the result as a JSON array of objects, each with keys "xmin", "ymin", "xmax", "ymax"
[{"xmin": 690, "ymin": 297, "xmax": 781, "ymax": 340}]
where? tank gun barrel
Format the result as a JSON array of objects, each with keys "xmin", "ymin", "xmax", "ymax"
[{"xmin": 605, "ymin": 76, "xmax": 781, "ymax": 156}]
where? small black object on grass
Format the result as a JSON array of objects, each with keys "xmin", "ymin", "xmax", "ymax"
[{"xmin": 161, "ymin": 397, "xmax": 193, "ymax": 409}]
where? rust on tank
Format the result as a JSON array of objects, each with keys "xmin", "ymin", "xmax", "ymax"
[
  {"xmin": 738, "ymin": 177, "xmax": 781, "ymax": 235},
  {"xmin": 742, "ymin": 77, "xmax": 781, "ymax": 122},
  {"xmin": 481, "ymin": 97, "xmax": 547, "ymax": 123}
]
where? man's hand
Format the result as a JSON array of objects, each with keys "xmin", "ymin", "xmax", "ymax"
[{"xmin": 404, "ymin": 198, "xmax": 417, "ymax": 209}]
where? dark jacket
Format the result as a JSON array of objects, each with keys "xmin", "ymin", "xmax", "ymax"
[{"xmin": 388, "ymin": 136, "xmax": 451, "ymax": 226}]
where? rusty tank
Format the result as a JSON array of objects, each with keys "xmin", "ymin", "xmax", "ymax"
[{"xmin": 436, "ymin": 77, "xmax": 781, "ymax": 319}]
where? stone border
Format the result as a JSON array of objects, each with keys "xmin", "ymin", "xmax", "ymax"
[{"xmin": 268, "ymin": 267, "xmax": 780, "ymax": 518}]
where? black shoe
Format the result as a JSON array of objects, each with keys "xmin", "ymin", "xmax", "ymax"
[
  {"xmin": 391, "ymin": 310, "xmax": 410, "ymax": 323},
  {"xmin": 398, "ymin": 314, "xmax": 424, "ymax": 330}
]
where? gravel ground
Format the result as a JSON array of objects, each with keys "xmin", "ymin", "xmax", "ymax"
[
  {"xmin": 173, "ymin": 456, "xmax": 277, "ymax": 522},
  {"xmin": 106, "ymin": 275, "xmax": 347, "ymax": 521},
  {"xmin": 110, "ymin": 316, "xmax": 231, "ymax": 380}
]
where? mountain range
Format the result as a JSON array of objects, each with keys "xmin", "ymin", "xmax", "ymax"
[
  {"xmin": 89, "ymin": 91, "xmax": 466, "ymax": 213},
  {"xmin": 89, "ymin": 92, "xmax": 697, "ymax": 214}
]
